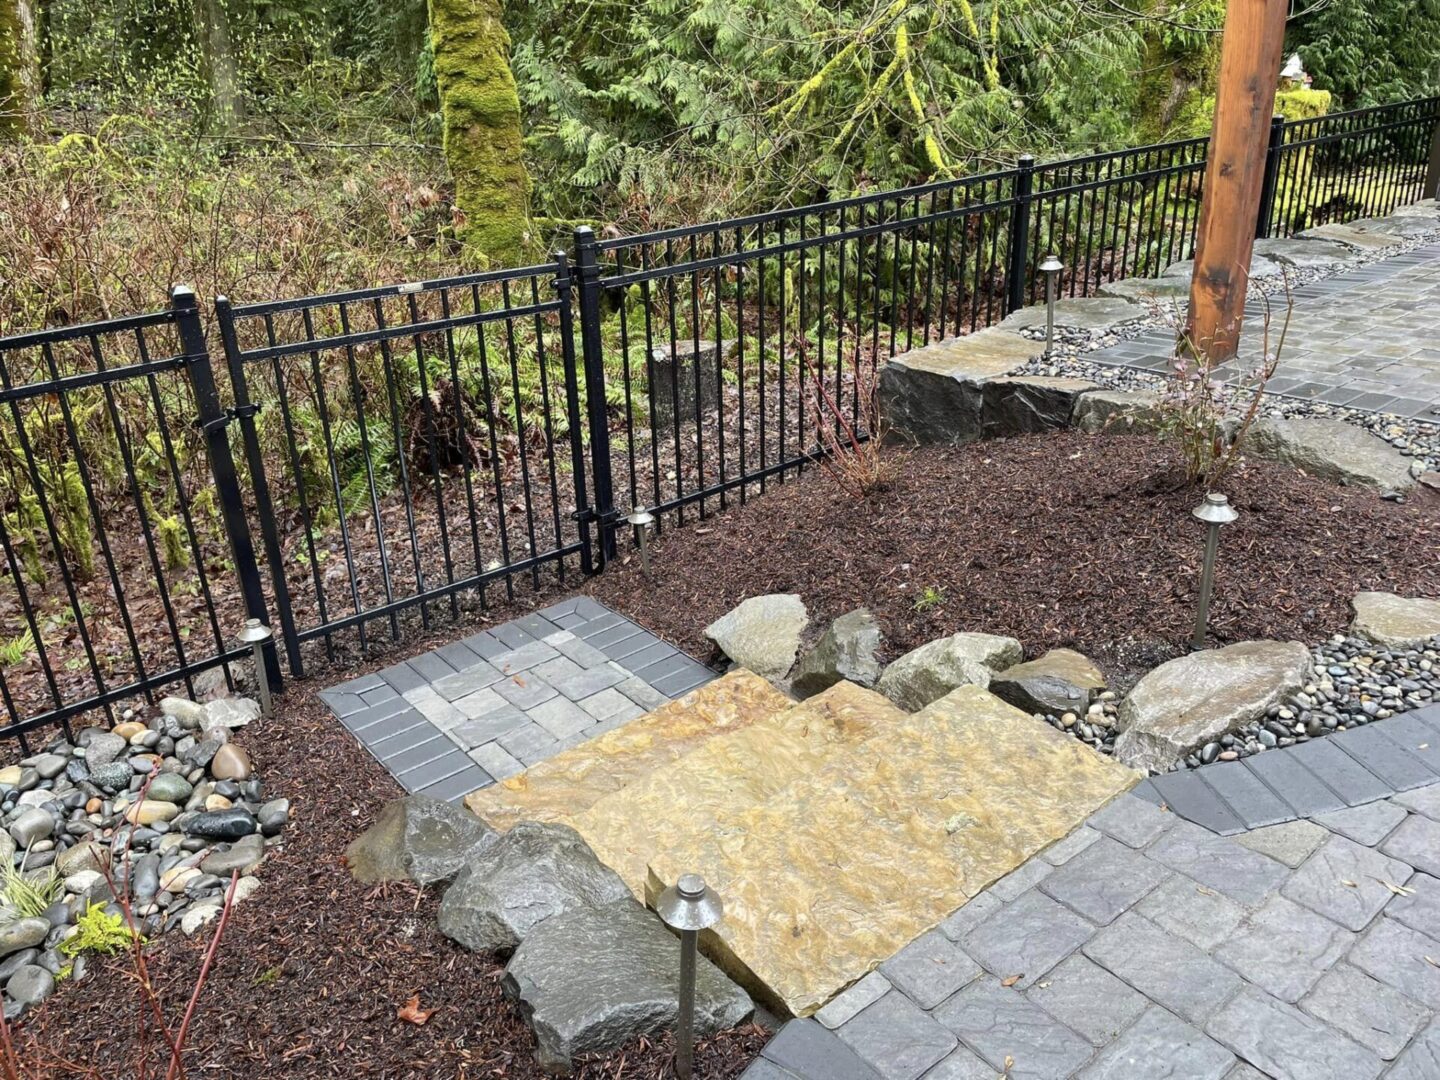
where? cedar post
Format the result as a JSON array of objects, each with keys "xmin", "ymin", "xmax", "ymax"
[{"xmin": 1184, "ymin": 0, "xmax": 1290, "ymax": 363}]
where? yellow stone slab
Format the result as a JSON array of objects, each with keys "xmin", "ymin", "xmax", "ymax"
[
  {"xmin": 464, "ymin": 669, "xmax": 788, "ymax": 830},
  {"xmin": 645, "ymin": 685, "xmax": 1140, "ymax": 1017},
  {"xmin": 571, "ymin": 681, "xmax": 909, "ymax": 895}
]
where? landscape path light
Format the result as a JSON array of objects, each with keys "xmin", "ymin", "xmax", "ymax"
[
  {"xmin": 626, "ymin": 506, "xmax": 657, "ymax": 581},
  {"xmin": 237, "ymin": 618, "xmax": 275, "ymax": 718},
  {"xmin": 1038, "ymin": 254, "xmax": 1065, "ymax": 359},
  {"xmin": 1191, "ymin": 492, "xmax": 1239, "ymax": 649},
  {"xmin": 656, "ymin": 874, "xmax": 724, "ymax": 1080}
]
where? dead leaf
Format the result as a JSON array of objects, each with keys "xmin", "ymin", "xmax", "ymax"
[
  {"xmin": 397, "ymin": 995, "xmax": 436, "ymax": 1025},
  {"xmin": 1426, "ymin": 956, "xmax": 1440, "ymax": 970},
  {"xmin": 1001, "ymin": 974, "xmax": 1023, "ymax": 987},
  {"xmin": 1196, "ymin": 885, "xmax": 1218, "ymax": 897},
  {"xmin": 1341, "ymin": 879, "xmax": 1359, "ymax": 889},
  {"xmin": 1379, "ymin": 879, "xmax": 1415, "ymax": 897}
]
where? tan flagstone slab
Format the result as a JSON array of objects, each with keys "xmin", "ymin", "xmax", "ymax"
[
  {"xmin": 645, "ymin": 685, "xmax": 1139, "ymax": 1018},
  {"xmin": 464, "ymin": 669, "xmax": 787, "ymax": 830},
  {"xmin": 571, "ymin": 681, "xmax": 908, "ymax": 895}
]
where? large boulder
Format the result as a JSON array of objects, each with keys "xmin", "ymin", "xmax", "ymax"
[
  {"xmin": 877, "ymin": 330, "xmax": 1037, "ymax": 445},
  {"xmin": 1243, "ymin": 418, "xmax": 1416, "ymax": 496},
  {"xmin": 1071, "ymin": 389, "xmax": 1164, "ymax": 435},
  {"xmin": 344, "ymin": 795, "xmax": 497, "ymax": 886},
  {"xmin": 989, "ymin": 648, "xmax": 1106, "ymax": 716},
  {"xmin": 1350, "ymin": 592, "xmax": 1440, "ymax": 649},
  {"xmin": 1113, "ymin": 641, "xmax": 1313, "ymax": 773},
  {"xmin": 876, "ymin": 632, "xmax": 1023, "ymax": 712},
  {"xmin": 503, "ymin": 897, "xmax": 752, "ymax": 1072},
  {"xmin": 705, "ymin": 594, "xmax": 808, "ymax": 681},
  {"xmin": 438, "ymin": 822, "xmax": 629, "ymax": 953},
  {"xmin": 791, "ymin": 609, "xmax": 883, "ymax": 698},
  {"xmin": 982, "ymin": 377, "xmax": 1098, "ymax": 437}
]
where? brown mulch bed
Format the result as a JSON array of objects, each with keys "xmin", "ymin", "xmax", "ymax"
[
  {"xmin": 583, "ymin": 431, "xmax": 1440, "ymax": 684},
  {"xmin": 15, "ymin": 679, "xmax": 768, "ymax": 1079}
]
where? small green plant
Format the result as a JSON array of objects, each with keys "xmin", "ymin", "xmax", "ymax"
[
  {"xmin": 913, "ymin": 585, "xmax": 947, "ymax": 613},
  {"xmin": 60, "ymin": 902, "xmax": 140, "ymax": 958},
  {"xmin": 0, "ymin": 851, "xmax": 63, "ymax": 918},
  {"xmin": 0, "ymin": 627, "xmax": 35, "ymax": 667}
]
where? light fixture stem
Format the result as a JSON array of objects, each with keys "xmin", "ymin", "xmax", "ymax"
[
  {"xmin": 1192, "ymin": 522, "xmax": 1222, "ymax": 649},
  {"xmin": 1045, "ymin": 271, "xmax": 1057, "ymax": 359},
  {"xmin": 676, "ymin": 927, "xmax": 698, "ymax": 1079}
]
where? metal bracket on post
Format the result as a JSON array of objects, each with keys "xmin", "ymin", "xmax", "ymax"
[
  {"xmin": 572, "ymin": 227, "xmax": 618, "ymax": 566},
  {"xmin": 1005, "ymin": 155, "xmax": 1036, "ymax": 316},
  {"xmin": 1255, "ymin": 114, "xmax": 1286, "ymax": 239}
]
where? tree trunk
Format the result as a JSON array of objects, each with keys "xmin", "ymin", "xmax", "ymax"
[
  {"xmin": 428, "ymin": 0, "xmax": 531, "ymax": 266},
  {"xmin": 1, "ymin": 0, "xmax": 39, "ymax": 137},
  {"xmin": 192, "ymin": 0, "xmax": 243, "ymax": 132}
]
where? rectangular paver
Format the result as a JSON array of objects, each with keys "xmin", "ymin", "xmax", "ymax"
[
  {"xmin": 932, "ymin": 978, "xmax": 1094, "ymax": 1079},
  {"xmin": 1288, "ymin": 739, "xmax": 1391, "ymax": 806},
  {"xmin": 1300, "ymin": 963, "xmax": 1430, "ymax": 1060},
  {"xmin": 1148, "ymin": 771, "xmax": 1245, "ymax": 835},
  {"xmin": 1145, "ymin": 821, "xmax": 1289, "ymax": 907},
  {"xmin": 1083, "ymin": 912, "xmax": 1244, "ymax": 1025},
  {"xmin": 1330, "ymin": 725, "xmax": 1439, "ymax": 791},
  {"xmin": 1201, "ymin": 760, "xmax": 1298, "ymax": 828},
  {"xmin": 1039, "ymin": 836, "xmax": 1171, "ymax": 925},
  {"xmin": 1205, "ymin": 986, "xmax": 1383, "ymax": 1080},
  {"xmin": 1242, "ymin": 750, "xmax": 1348, "ymax": 818},
  {"xmin": 1281, "ymin": 834, "xmax": 1414, "ymax": 931},
  {"xmin": 1077, "ymin": 1005, "xmax": 1234, "ymax": 1080},
  {"xmin": 836, "ymin": 992, "xmax": 958, "ymax": 1080}
]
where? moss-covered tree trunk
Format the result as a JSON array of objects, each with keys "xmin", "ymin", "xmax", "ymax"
[
  {"xmin": 428, "ymin": 0, "xmax": 531, "ymax": 266},
  {"xmin": 192, "ymin": 0, "xmax": 243, "ymax": 133},
  {"xmin": 1, "ymin": 0, "xmax": 39, "ymax": 138}
]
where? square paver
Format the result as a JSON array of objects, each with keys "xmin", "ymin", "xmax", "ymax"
[
  {"xmin": 1039, "ymin": 836, "xmax": 1171, "ymax": 925},
  {"xmin": 1077, "ymin": 1005, "xmax": 1234, "ymax": 1080},
  {"xmin": 1136, "ymin": 874, "xmax": 1248, "ymax": 951},
  {"xmin": 1145, "ymin": 821, "xmax": 1289, "ymax": 907},
  {"xmin": 836, "ymin": 992, "xmax": 958, "ymax": 1080},
  {"xmin": 879, "ymin": 930, "xmax": 981, "ymax": 1009},
  {"xmin": 1024, "ymin": 954, "xmax": 1148, "ymax": 1047},
  {"xmin": 1282, "ymin": 834, "xmax": 1415, "ymax": 931},
  {"xmin": 528, "ymin": 696, "xmax": 596, "ymax": 739},
  {"xmin": 1387, "ymin": 872, "xmax": 1440, "ymax": 939},
  {"xmin": 493, "ymin": 672, "xmax": 561, "ymax": 710},
  {"xmin": 1234, "ymin": 819, "xmax": 1328, "ymax": 868},
  {"xmin": 932, "ymin": 978, "xmax": 1094, "ymax": 1079},
  {"xmin": 960, "ymin": 889, "xmax": 1095, "ymax": 990},
  {"xmin": 1381, "ymin": 813, "xmax": 1440, "ymax": 879},
  {"xmin": 761, "ymin": 1019, "xmax": 881, "ymax": 1080},
  {"xmin": 468, "ymin": 741, "xmax": 525, "ymax": 782},
  {"xmin": 1204, "ymin": 986, "xmax": 1383, "ymax": 1080},
  {"xmin": 1313, "ymin": 801, "xmax": 1409, "ymax": 847},
  {"xmin": 1213, "ymin": 895, "xmax": 1353, "ymax": 1003},
  {"xmin": 1083, "ymin": 912, "xmax": 1243, "ymax": 1025},
  {"xmin": 1347, "ymin": 916, "xmax": 1440, "ymax": 1009},
  {"xmin": 1300, "ymin": 963, "xmax": 1430, "ymax": 1060}
]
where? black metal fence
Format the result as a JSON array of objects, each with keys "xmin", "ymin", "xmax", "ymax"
[{"xmin": 3, "ymin": 95, "xmax": 1438, "ymax": 744}]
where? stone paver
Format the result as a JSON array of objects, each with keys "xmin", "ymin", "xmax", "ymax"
[
  {"xmin": 319, "ymin": 599, "xmax": 714, "ymax": 801},
  {"xmin": 1077, "ymin": 1006, "xmax": 1233, "ymax": 1080},
  {"xmin": 1038, "ymin": 835, "xmax": 1171, "ymax": 924},
  {"xmin": 836, "ymin": 992, "xmax": 958, "ymax": 1080},
  {"xmin": 1205, "ymin": 986, "xmax": 1384, "ymax": 1080},
  {"xmin": 932, "ymin": 978, "xmax": 1094, "ymax": 1079},
  {"xmin": 1281, "ymin": 834, "xmax": 1413, "ymax": 931},
  {"xmin": 1300, "ymin": 963, "xmax": 1429, "ymax": 1059},
  {"xmin": 879, "ymin": 931, "xmax": 981, "ymax": 1010},
  {"xmin": 1212, "ymin": 895, "xmax": 1352, "ymax": 1002},
  {"xmin": 1024, "ymin": 954, "xmax": 1148, "ymax": 1047},
  {"xmin": 1083, "ymin": 912, "xmax": 1243, "ymax": 1025},
  {"xmin": 959, "ymin": 890, "xmax": 1094, "ymax": 991}
]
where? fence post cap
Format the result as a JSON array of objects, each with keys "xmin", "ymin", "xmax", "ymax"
[
  {"xmin": 1017, "ymin": 153, "xmax": 1036, "ymax": 166},
  {"xmin": 170, "ymin": 284, "xmax": 196, "ymax": 302}
]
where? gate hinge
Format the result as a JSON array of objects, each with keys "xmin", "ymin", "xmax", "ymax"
[
  {"xmin": 194, "ymin": 402, "xmax": 261, "ymax": 434},
  {"xmin": 571, "ymin": 507, "xmax": 622, "ymax": 529}
]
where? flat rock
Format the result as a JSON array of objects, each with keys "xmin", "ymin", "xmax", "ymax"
[
  {"xmin": 877, "ymin": 329, "xmax": 1037, "ymax": 445},
  {"xmin": 1114, "ymin": 640, "xmax": 1313, "ymax": 772},
  {"xmin": 1071, "ymin": 388, "xmax": 1165, "ymax": 434},
  {"xmin": 1244, "ymin": 417, "xmax": 1415, "ymax": 496},
  {"xmin": 1252, "ymin": 236, "xmax": 1365, "ymax": 269},
  {"xmin": 791, "ymin": 609, "xmax": 883, "ymax": 698},
  {"xmin": 982, "ymin": 376, "xmax": 1098, "ymax": 437},
  {"xmin": 1298, "ymin": 222, "xmax": 1400, "ymax": 251},
  {"xmin": 877, "ymin": 632, "xmax": 1022, "ymax": 712},
  {"xmin": 1165, "ymin": 252, "xmax": 1285, "ymax": 282},
  {"xmin": 1348, "ymin": 213, "xmax": 1438, "ymax": 239},
  {"xmin": 998, "ymin": 296, "xmax": 1141, "ymax": 333},
  {"xmin": 704, "ymin": 594, "xmax": 808, "ymax": 681},
  {"xmin": 1350, "ymin": 591, "xmax": 1440, "ymax": 649},
  {"xmin": 1097, "ymin": 276, "xmax": 1191, "ymax": 303},
  {"xmin": 345, "ymin": 795, "xmax": 497, "ymax": 886},
  {"xmin": 989, "ymin": 648, "xmax": 1106, "ymax": 716},
  {"xmin": 437, "ymin": 821, "xmax": 629, "ymax": 953},
  {"xmin": 206, "ymin": 697, "xmax": 262, "ymax": 729},
  {"xmin": 502, "ymin": 897, "xmax": 752, "ymax": 1072}
]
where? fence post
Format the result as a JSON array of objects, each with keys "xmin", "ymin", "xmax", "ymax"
[
  {"xmin": 572, "ymin": 227, "xmax": 618, "ymax": 566},
  {"xmin": 553, "ymin": 250, "xmax": 596, "ymax": 575},
  {"xmin": 1005, "ymin": 154, "xmax": 1036, "ymax": 315},
  {"xmin": 1425, "ymin": 104, "xmax": 1440, "ymax": 199},
  {"xmin": 1255, "ymin": 114, "xmax": 1286, "ymax": 239},
  {"xmin": 172, "ymin": 286, "xmax": 281, "ymax": 695}
]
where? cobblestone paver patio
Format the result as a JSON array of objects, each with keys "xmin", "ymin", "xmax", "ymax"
[
  {"xmin": 1089, "ymin": 243, "xmax": 1440, "ymax": 419},
  {"xmin": 318, "ymin": 598, "xmax": 714, "ymax": 801}
]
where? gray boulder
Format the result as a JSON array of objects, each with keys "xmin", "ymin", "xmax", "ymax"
[
  {"xmin": 982, "ymin": 377, "xmax": 1098, "ymax": 437},
  {"xmin": 989, "ymin": 648, "xmax": 1107, "ymax": 717},
  {"xmin": 83, "ymin": 732, "xmax": 126, "ymax": 768},
  {"xmin": 206, "ymin": 697, "xmax": 262, "ymax": 729},
  {"xmin": 1244, "ymin": 418, "xmax": 1415, "ymax": 496},
  {"xmin": 438, "ymin": 821, "xmax": 629, "ymax": 953},
  {"xmin": 704, "ymin": 594, "xmax": 808, "ymax": 681},
  {"xmin": 503, "ymin": 897, "xmax": 752, "ymax": 1072},
  {"xmin": 1071, "ymin": 389, "xmax": 1165, "ymax": 434},
  {"xmin": 1113, "ymin": 640, "xmax": 1313, "ymax": 773},
  {"xmin": 0, "ymin": 919, "xmax": 50, "ymax": 958},
  {"xmin": 1350, "ymin": 592, "xmax": 1440, "ymax": 649},
  {"xmin": 876, "ymin": 632, "xmax": 1023, "ymax": 712},
  {"xmin": 997, "ymin": 296, "xmax": 1142, "ymax": 334},
  {"xmin": 877, "ymin": 329, "xmax": 1037, "ymax": 445},
  {"xmin": 344, "ymin": 795, "xmax": 497, "ymax": 886},
  {"xmin": 1252, "ymin": 236, "xmax": 1364, "ymax": 269},
  {"xmin": 5, "ymin": 964, "xmax": 54, "ymax": 1010},
  {"xmin": 791, "ymin": 609, "xmax": 883, "ymax": 698}
]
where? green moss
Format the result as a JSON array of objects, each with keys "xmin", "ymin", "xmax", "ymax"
[
  {"xmin": 428, "ymin": 0, "xmax": 532, "ymax": 266},
  {"xmin": 1274, "ymin": 87, "xmax": 1332, "ymax": 122}
]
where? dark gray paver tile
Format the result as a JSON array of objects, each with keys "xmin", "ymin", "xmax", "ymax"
[
  {"xmin": 1348, "ymin": 917, "xmax": 1440, "ymax": 1009},
  {"xmin": 932, "ymin": 978, "xmax": 1093, "ymax": 1079},
  {"xmin": 1281, "ymin": 834, "xmax": 1414, "ymax": 931},
  {"xmin": 571, "ymin": 595, "xmax": 610, "ymax": 619},
  {"xmin": 552, "ymin": 612, "xmax": 588, "ymax": 631},
  {"xmin": 651, "ymin": 667, "xmax": 715, "ymax": 697},
  {"xmin": 1148, "ymin": 771, "xmax": 1245, "ymax": 835},
  {"xmin": 333, "ymin": 672, "xmax": 386, "ymax": 694},
  {"xmin": 359, "ymin": 685, "xmax": 400, "ymax": 707},
  {"xmin": 960, "ymin": 889, "xmax": 1092, "ymax": 990},
  {"xmin": 513, "ymin": 612, "xmax": 562, "ymax": 639},
  {"xmin": 459, "ymin": 630, "xmax": 508, "ymax": 659},
  {"xmin": 1204, "ymin": 986, "xmax": 1383, "ymax": 1080},
  {"xmin": 1378, "ymin": 713, "xmax": 1440, "ymax": 774},
  {"xmin": 491, "ymin": 640, "xmax": 562, "ymax": 675},
  {"xmin": 603, "ymin": 630, "xmax": 665, "ymax": 660},
  {"xmin": 340, "ymin": 698, "xmax": 415, "ymax": 734},
  {"xmin": 1024, "ymin": 954, "xmax": 1148, "ymax": 1048},
  {"xmin": 396, "ymin": 751, "xmax": 472, "ymax": 794},
  {"xmin": 1242, "ymin": 750, "xmax": 1348, "ymax": 818},
  {"xmin": 1330, "ymin": 725, "xmax": 1439, "ymax": 791},
  {"xmin": 1381, "ymin": 812, "xmax": 1440, "ymax": 878},
  {"xmin": 1126, "ymin": 778, "xmax": 1166, "ymax": 808},
  {"xmin": 380, "ymin": 733, "xmax": 453, "ymax": 772},
  {"xmin": 491, "ymin": 622, "xmax": 537, "ymax": 649},
  {"xmin": 1233, "ymin": 819, "xmax": 1328, "ymax": 868},
  {"xmin": 415, "ymin": 763, "xmax": 492, "ymax": 802},
  {"xmin": 1386, "ymin": 1018, "xmax": 1440, "ymax": 1080},
  {"xmin": 610, "ymin": 639, "xmax": 678, "ymax": 672},
  {"xmin": 1038, "ymin": 835, "xmax": 1171, "ymax": 925},
  {"xmin": 320, "ymin": 690, "xmax": 367, "ymax": 718},
  {"xmin": 1213, "ymin": 895, "xmax": 1353, "ymax": 1003},
  {"xmin": 1313, "ymin": 800, "xmax": 1408, "ymax": 846},
  {"xmin": 1201, "ymin": 760, "xmax": 1298, "ymax": 828},
  {"xmin": 1083, "ymin": 912, "xmax": 1244, "ymax": 1025},
  {"xmin": 1288, "ymin": 739, "xmax": 1391, "ymax": 807},
  {"xmin": 762, "ymin": 1019, "xmax": 881, "ymax": 1080},
  {"xmin": 916, "ymin": 1046, "xmax": 995, "ymax": 1079},
  {"xmin": 548, "ymin": 633, "xmax": 610, "ymax": 668},
  {"xmin": 1145, "ymin": 821, "xmax": 1289, "ymax": 907},
  {"xmin": 1088, "ymin": 793, "xmax": 1175, "ymax": 847},
  {"xmin": 537, "ymin": 598, "xmax": 580, "ymax": 619},
  {"xmin": 874, "ymin": 931, "xmax": 978, "ymax": 1012},
  {"xmin": 1135, "ymin": 874, "xmax": 1247, "ymax": 951},
  {"xmin": 988, "ymin": 858, "xmax": 1053, "ymax": 902},
  {"xmin": 573, "ymin": 611, "xmax": 627, "ymax": 639},
  {"xmin": 1300, "ymin": 963, "xmax": 1430, "ymax": 1060},
  {"xmin": 407, "ymin": 651, "xmax": 458, "ymax": 683},
  {"xmin": 360, "ymin": 713, "xmax": 436, "ymax": 753},
  {"xmin": 837, "ymin": 992, "xmax": 958, "ymax": 1080},
  {"xmin": 1077, "ymin": 1005, "xmax": 1234, "ymax": 1080},
  {"xmin": 1386, "ymin": 872, "xmax": 1440, "ymax": 940},
  {"xmin": 378, "ymin": 663, "xmax": 429, "ymax": 695},
  {"xmin": 1040, "ymin": 825, "xmax": 1102, "ymax": 866},
  {"xmin": 433, "ymin": 640, "xmax": 487, "ymax": 672}
]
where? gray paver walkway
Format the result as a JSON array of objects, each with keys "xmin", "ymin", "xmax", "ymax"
[
  {"xmin": 1089, "ymin": 243, "xmax": 1440, "ymax": 419},
  {"xmin": 749, "ymin": 775, "xmax": 1440, "ymax": 1079},
  {"xmin": 318, "ymin": 597, "xmax": 714, "ymax": 801}
]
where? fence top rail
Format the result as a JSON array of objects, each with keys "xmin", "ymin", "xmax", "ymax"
[
  {"xmin": 1032, "ymin": 135, "xmax": 1211, "ymax": 178},
  {"xmin": 0, "ymin": 308, "xmax": 175, "ymax": 353},
  {"xmin": 1280, "ymin": 95, "xmax": 1440, "ymax": 132},
  {"xmin": 1281, "ymin": 109, "xmax": 1440, "ymax": 152},
  {"xmin": 224, "ymin": 261, "xmax": 562, "ymax": 319}
]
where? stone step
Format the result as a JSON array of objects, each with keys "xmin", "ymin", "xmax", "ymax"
[
  {"xmin": 464, "ymin": 669, "xmax": 789, "ymax": 830},
  {"xmin": 644, "ymin": 685, "xmax": 1140, "ymax": 1018},
  {"xmin": 570, "ymin": 681, "xmax": 910, "ymax": 895}
]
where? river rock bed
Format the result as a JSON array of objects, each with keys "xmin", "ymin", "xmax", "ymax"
[{"xmin": 0, "ymin": 695, "xmax": 284, "ymax": 1021}]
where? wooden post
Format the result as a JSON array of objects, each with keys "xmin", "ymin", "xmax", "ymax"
[
  {"xmin": 1423, "ymin": 107, "xmax": 1440, "ymax": 200},
  {"xmin": 1184, "ymin": 0, "xmax": 1290, "ymax": 363}
]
